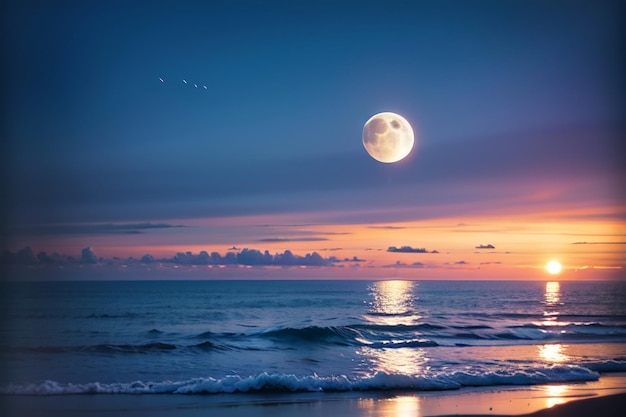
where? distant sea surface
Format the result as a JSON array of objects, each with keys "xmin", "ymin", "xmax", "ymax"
[{"xmin": 1, "ymin": 280, "xmax": 625, "ymax": 395}]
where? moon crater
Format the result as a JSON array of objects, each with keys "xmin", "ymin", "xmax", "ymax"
[{"xmin": 362, "ymin": 112, "xmax": 415, "ymax": 163}]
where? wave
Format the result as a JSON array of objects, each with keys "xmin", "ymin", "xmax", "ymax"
[
  {"xmin": 80, "ymin": 342, "xmax": 178, "ymax": 353},
  {"xmin": 253, "ymin": 322, "xmax": 626, "ymax": 346},
  {"xmin": 355, "ymin": 323, "xmax": 446, "ymax": 332},
  {"xmin": 503, "ymin": 323, "xmax": 626, "ymax": 341},
  {"xmin": 0, "ymin": 365, "xmax": 602, "ymax": 396},
  {"xmin": 75, "ymin": 313, "xmax": 146, "ymax": 319},
  {"xmin": 253, "ymin": 325, "xmax": 441, "ymax": 348},
  {"xmin": 12, "ymin": 320, "xmax": 623, "ymax": 356},
  {"xmin": 461, "ymin": 312, "xmax": 626, "ymax": 321},
  {"xmin": 1, "ymin": 341, "xmax": 226, "ymax": 355},
  {"xmin": 6, "ymin": 320, "xmax": 624, "ymax": 357},
  {"xmin": 258, "ymin": 326, "xmax": 362, "ymax": 346}
]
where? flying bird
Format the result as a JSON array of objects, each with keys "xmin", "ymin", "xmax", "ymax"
[
  {"xmin": 203, "ymin": 85, "xmax": 207, "ymax": 89},
  {"xmin": 194, "ymin": 84, "xmax": 198, "ymax": 88},
  {"xmin": 158, "ymin": 77, "xmax": 164, "ymax": 83},
  {"xmin": 182, "ymin": 79, "xmax": 187, "ymax": 84}
]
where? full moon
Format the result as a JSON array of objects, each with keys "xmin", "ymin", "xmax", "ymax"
[
  {"xmin": 546, "ymin": 260, "xmax": 563, "ymax": 275},
  {"xmin": 362, "ymin": 112, "xmax": 415, "ymax": 163}
]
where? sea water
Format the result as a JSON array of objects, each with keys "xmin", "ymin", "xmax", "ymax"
[{"xmin": 1, "ymin": 280, "xmax": 625, "ymax": 395}]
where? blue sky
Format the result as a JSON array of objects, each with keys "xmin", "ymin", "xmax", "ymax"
[{"xmin": 2, "ymin": 0, "xmax": 624, "ymax": 279}]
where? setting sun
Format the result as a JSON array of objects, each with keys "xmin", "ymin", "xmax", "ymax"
[{"xmin": 546, "ymin": 260, "xmax": 563, "ymax": 275}]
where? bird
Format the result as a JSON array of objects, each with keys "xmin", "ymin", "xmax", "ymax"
[
  {"xmin": 182, "ymin": 79, "xmax": 187, "ymax": 84},
  {"xmin": 158, "ymin": 77, "xmax": 164, "ymax": 83}
]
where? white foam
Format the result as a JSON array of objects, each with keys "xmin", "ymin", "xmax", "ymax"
[{"xmin": 1, "ymin": 365, "xmax": 600, "ymax": 396}]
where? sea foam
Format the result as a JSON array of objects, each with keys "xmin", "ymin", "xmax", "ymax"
[{"xmin": 1, "ymin": 365, "xmax": 599, "ymax": 396}]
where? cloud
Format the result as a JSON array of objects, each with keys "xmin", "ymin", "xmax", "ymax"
[
  {"xmin": 140, "ymin": 254, "xmax": 154, "ymax": 263},
  {"xmin": 475, "ymin": 244, "xmax": 495, "ymax": 249},
  {"xmin": 479, "ymin": 261, "xmax": 502, "ymax": 265},
  {"xmin": 382, "ymin": 260, "xmax": 475, "ymax": 269},
  {"xmin": 571, "ymin": 241, "xmax": 626, "ymax": 245},
  {"xmin": 382, "ymin": 261, "xmax": 409, "ymax": 268},
  {"xmin": 9, "ymin": 223, "xmax": 185, "ymax": 236},
  {"xmin": 148, "ymin": 248, "xmax": 341, "ymax": 267},
  {"xmin": 367, "ymin": 226, "xmax": 407, "ymax": 230},
  {"xmin": 81, "ymin": 247, "xmax": 98, "ymax": 264},
  {"xmin": 3, "ymin": 246, "xmax": 347, "ymax": 268},
  {"xmin": 387, "ymin": 246, "xmax": 438, "ymax": 254},
  {"xmin": 382, "ymin": 261, "xmax": 434, "ymax": 269},
  {"xmin": 37, "ymin": 251, "xmax": 67, "ymax": 264},
  {"xmin": 1, "ymin": 247, "xmax": 37, "ymax": 265},
  {"xmin": 336, "ymin": 256, "xmax": 365, "ymax": 263},
  {"xmin": 440, "ymin": 260, "xmax": 471, "ymax": 267},
  {"xmin": 473, "ymin": 251, "xmax": 511, "ymax": 254}
]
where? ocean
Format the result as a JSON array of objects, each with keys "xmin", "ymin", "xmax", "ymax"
[{"xmin": 1, "ymin": 280, "xmax": 625, "ymax": 396}]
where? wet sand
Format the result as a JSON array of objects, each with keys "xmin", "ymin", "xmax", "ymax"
[{"xmin": 2, "ymin": 373, "xmax": 625, "ymax": 417}]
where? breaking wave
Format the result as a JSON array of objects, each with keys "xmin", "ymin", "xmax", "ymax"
[{"xmin": 0, "ymin": 365, "xmax": 601, "ymax": 396}]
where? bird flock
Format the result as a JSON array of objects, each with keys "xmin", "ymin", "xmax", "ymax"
[{"xmin": 159, "ymin": 77, "xmax": 207, "ymax": 90}]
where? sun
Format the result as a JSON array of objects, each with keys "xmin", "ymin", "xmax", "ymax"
[{"xmin": 546, "ymin": 260, "xmax": 562, "ymax": 275}]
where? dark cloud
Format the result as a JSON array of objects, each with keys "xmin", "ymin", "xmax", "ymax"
[
  {"xmin": 160, "ymin": 248, "xmax": 338, "ymax": 267},
  {"xmin": 81, "ymin": 247, "xmax": 98, "ymax": 264},
  {"xmin": 140, "ymin": 254, "xmax": 154, "ymax": 263},
  {"xmin": 1, "ymin": 247, "xmax": 37, "ymax": 265},
  {"xmin": 337, "ymin": 256, "xmax": 365, "ymax": 263},
  {"xmin": 367, "ymin": 226, "xmax": 407, "ymax": 230},
  {"xmin": 7, "ymin": 223, "xmax": 185, "ymax": 236},
  {"xmin": 3, "ymin": 246, "xmax": 346, "ymax": 268},
  {"xmin": 387, "ymin": 246, "xmax": 438, "ymax": 254},
  {"xmin": 479, "ymin": 261, "xmax": 502, "ymax": 265},
  {"xmin": 475, "ymin": 244, "xmax": 495, "ymax": 249}
]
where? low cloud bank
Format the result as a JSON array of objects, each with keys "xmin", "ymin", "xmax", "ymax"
[
  {"xmin": 2, "ymin": 246, "xmax": 361, "ymax": 268},
  {"xmin": 387, "ymin": 246, "xmax": 439, "ymax": 254}
]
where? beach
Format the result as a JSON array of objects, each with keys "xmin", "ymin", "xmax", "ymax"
[{"xmin": 3, "ymin": 373, "xmax": 625, "ymax": 417}]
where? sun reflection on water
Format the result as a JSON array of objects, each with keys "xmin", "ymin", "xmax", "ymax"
[
  {"xmin": 369, "ymin": 280, "xmax": 419, "ymax": 321},
  {"xmin": 360, "ymin": 345, "xmax": 429, "ymax": 376},
  {"xmin": 544, "ymin": 282, "xmax": 561, "ymax": 306},
  {"xmin": 361, "ymin": 280, "xmax": 429, "ymax": 376},
  {"xmin": 542, "ymin": 281, "xmax": 561, "ymax": 325},
  {"xmin": 538, "ymin": 343, "xmax": 569, "ymax": 363}
]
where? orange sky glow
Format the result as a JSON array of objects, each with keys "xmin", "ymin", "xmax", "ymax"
[{"xmin": 23, "ymin": 199, "xmax": 624, "ymax": 280}]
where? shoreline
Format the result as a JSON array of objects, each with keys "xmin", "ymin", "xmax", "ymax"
[{"xmin": 2, "ymin": 373, "xmax": 625, "ymax": 417}]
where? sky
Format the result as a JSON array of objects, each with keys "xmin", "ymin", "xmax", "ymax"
[{"xmin": 2, "ymin": 0, "xmax": 625, "ymax": 280}]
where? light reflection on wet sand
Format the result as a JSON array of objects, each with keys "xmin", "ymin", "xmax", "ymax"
[{"xmin": 353, "ymin": 375, "xmax": 626, "ymax": 416}]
